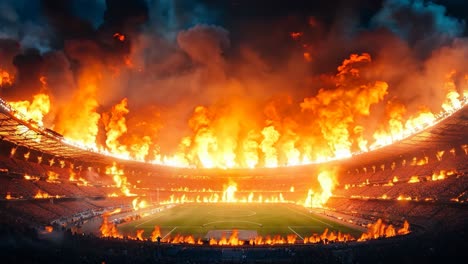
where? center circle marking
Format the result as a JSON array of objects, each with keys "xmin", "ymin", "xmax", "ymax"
[{"xmin": 207, "ymin": 210, "xmax": 257, "ymax": 217}]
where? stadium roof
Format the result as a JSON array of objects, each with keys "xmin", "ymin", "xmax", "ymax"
[{"xmin": 0, "ymin": 97, "xmax": 467, "ymax": 175}]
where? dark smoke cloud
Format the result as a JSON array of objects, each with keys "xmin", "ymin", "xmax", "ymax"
[
  {"xmin": 371, "ymin": 0, "xmax": 465, "ymax": 57},
  {"xmin": 0, "ymin": 0, "xmax": 53, "ymax": 52}
]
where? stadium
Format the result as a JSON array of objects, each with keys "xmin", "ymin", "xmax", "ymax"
[
  {"xmin": 1, "ymin": 0, "xmax": 468, "ymax": 263},
  {"xmin": 1, "ymin": 92, "xmax": 467, "ymax": 263}
]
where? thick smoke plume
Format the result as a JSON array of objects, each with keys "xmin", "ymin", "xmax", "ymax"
[{"xmin": 0, "ymin": 0, "xmax": 466, "ymax": 168}]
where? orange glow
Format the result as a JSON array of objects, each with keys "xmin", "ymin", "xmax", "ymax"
[
  {"xmin": 34, "ymin": 190, "xmax": 50, "ymax": 199},
  {"xmin": 0, "ymin": 69, "xmax": 14, "ymax": 86},
  {"xmin": 46, "ymin": 171, "xmax": 60, "ymax": 183},
  {"xmin": 408, "ymin": 176, "xmax": 420, "ymax": 183},
  {"xmin": 290, "ymin": 32, "xmax": 303, "ymax": 40},
  {"xmin": 24, "ymin": 175, "xmax": 40, "ymax": 181},
  {"xmin": 113, "ymin": 32, "xmax": 126, "ymax": 42},
  {"xmin": 397, "ymin": 195, "xmax": 411, "ymax": 201},
  {"xmin": 45, "ymin": 226, "xmax": 53, "ymax": 233}
]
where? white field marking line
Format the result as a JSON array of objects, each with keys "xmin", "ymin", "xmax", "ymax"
[
  {"xmin": 207, "ymin": 210, "xmax": 257, "ymax": 217},
  {"xmin": 285, "ymin": 206, "xmax": 333, "ymax": 227},
  {"xmin": 202, "ymin": 220, "xmax": 263, "ymax": 227},
  {"xmin": 287, "ymin": 226, "xmax": 323, "ymax": 228},
  {"xmin": 162, "ymin": 227, "xmax": 178, "ymax": 240},
  {"xmin": 135, "ymin": 214, "xmax": 164, "ymax": 227},
  {"xmin": 288, "ymin": 226, "xmax": 304, "ymax": 240}
]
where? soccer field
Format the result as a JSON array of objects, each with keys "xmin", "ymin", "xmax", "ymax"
[{"xmin": 118, "ymin": 203, "xmax": 362, "ymax": 240}]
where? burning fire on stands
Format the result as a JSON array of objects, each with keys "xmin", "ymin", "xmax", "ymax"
[
  {"xmin": 68, "ymin": 167, "xmax": 90, "ymax": 186},
  {"xmin": 34, "ymin": 190, "xmax": 50, "ymax": 199},
  {"xmin": 158, "ymin": 173, "xmax": 332, "ymax": 206},
  {"xmin": 8, "ymin": 77, "xmax": 50, "ymax": 127},
  {"xmin": 1, "ymin": 47, "xmax": 466, "ymax": 169},
  {"xmin": 304, "ymin": 168, "xmax": 337, "ymax": 208},
  {"xmin": 106, "ymin": 162, "xmax": 135, "ymax": 196},
  {"xmin": 358, "ymin": 219, "xmax": 410, "ymax": 241},
  {"xmin": 132, "ymin": 197, "xmax": 148, "ymax": 211}
]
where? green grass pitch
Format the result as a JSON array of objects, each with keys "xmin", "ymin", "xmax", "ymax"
[{"xmin": 118, "ymin": 203, "xmax": 362, "ymax": 240}]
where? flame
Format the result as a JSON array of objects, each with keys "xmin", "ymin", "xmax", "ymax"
[
  {"xmin": 99, "ymin": 212, "xmax": 123, "ymax": 239},
  {"xmin": 304, "ymin": 228, "xmax": 355, "ymax": 244},
  {"xmin": 34, "ymin": 190, "xmax": 50, "ymax": 199},
  {"xmin": 222, "ymin": 181, "xmax": 238, "ymax": 202},
  {"xmin": 398, "ymin": 220, "xmax": 410, "ymax": 235},
  {"xmin": 260, "ymin": 126, "xmax": 280, "ymax": 167},
  {"xmin": 304, "ymin": 168, "xmax": 337, "ymax": 208},
  {"xmin": 301, "ymin": 54, "xmax": 388, "ymax": 158},
  {"xmin": 407, "ymin": 176, "xmax": 420, "ymax": 183},
  {"xmin": 358, "ymin": 219, "xmax": 410, "ymax": 241},
  {"xmin": 46, "ymin": 171, "xmax": 60, "ymax": 183},
  {"xmin": 55, "ymin": 73, "xmax": 101, "ymax": 149},
  {"xmin": 102, "ymin": 98, "xmax": 130, "ymax": 158},
  {"xmin": 0, "ymin": 69, "xmax": 14, "ymax": 86},
  {"xmin": 24, "ymin": 175, "xmax": 40, "ymax": 181},
  {"xmin": 136, "ymin": 229, "xmax": 144, "ymax": 241},
  {"xmin": 431, "ymin": 170, "xmax": 456, "ymax": 181},
  {"xmin": 1, "ymin": 51, "xmax": 466, "ymax": 169},
  {"xmin": 9, "ymin": 93, "xmax": 50, "ymax": 127},
  {"xmin": 303, "ymin": 52, "xmax": 312, "ymax": 62},
  {"xmin": 113, "ymin": 32, "xmax": 126, "ymax": 42},
  {"xmin": 132, "ymin": 197, "xmax": 148, "ymax": 210},
  {"xmin": 397, "ymin": 195, "xmax": 412, "ymax": 201},
  {"xmin": 150, "ymin": 226, "xmax": 161, "ymax": 242},
  {"xmin": 69, "ymin": 167, "xmax": 89, "ymax": 186},
  {"xmin": 290, "ymin": 32, "xmax": 303, "ymax": 40},
  {"xmin": 45, "ymin": 226, "xmax": 53, "ymax": 233},
  {"xmin": 106, "ymin": 162, "xmax": 134, "ymax": 196},
  {"xmin": 101, "ymin": 221, "xmax": 410, "ymax": 246},
  {"xmin": 210, "ymin": 230, "xmax": 244, "ymax": 246},
  {"xmin": 9, "ymin": 147, "xmax": 16, "ymax": 157}
]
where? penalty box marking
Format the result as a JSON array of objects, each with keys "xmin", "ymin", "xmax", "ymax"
[{"xmin": 202, "ymin": 220, "xmax": 263, "ymax": 227}]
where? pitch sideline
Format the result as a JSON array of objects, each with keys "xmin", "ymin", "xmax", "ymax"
[{"xmin": 287, "ymin": 226, "xmax": 304, "ymax": 240}]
